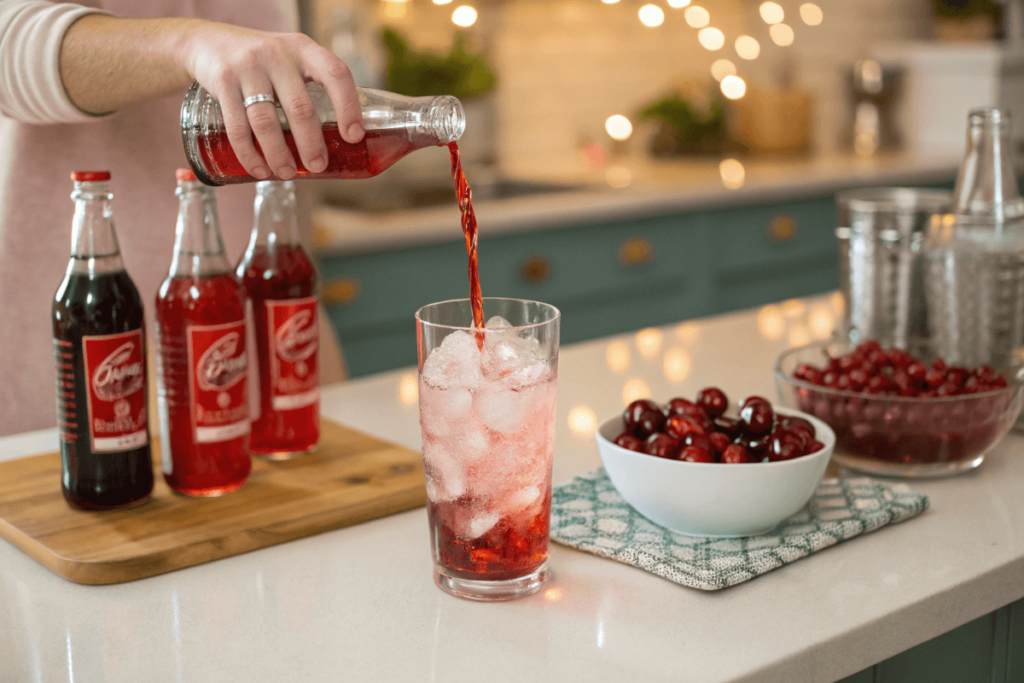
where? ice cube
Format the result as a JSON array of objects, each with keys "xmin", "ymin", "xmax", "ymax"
[
  {"xmin": 464, "ymin": 511, "xmax": 500, "ymax": 539},
  {"xmin": 420, "ymin": 330, "xmax": 482, "ymax": 390},
  {"xmin": 421, "ymin": 439, "xmax": 466, "ymax": 502},
  {"xmin": 486, "ymin": 315, "xmax": 514, "ymax": 329},
  {"xmin": 418, "ymin": 382, "xmax": 474, "ymax": 439},
  {"xmin": 481, "ymin": 331, "xmax": 543, "ymax": 382},
  {"xmin": 473, "ymin": 381, "xmax": 540, "ymax": 434},
  {"xmin": 505, "ymin": 485, "xmax": 541, "ymax": 512}
]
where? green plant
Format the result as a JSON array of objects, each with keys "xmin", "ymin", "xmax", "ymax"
[
  {"xmin": 637, "ymin": 89, "xmax": 726, "ymax": 147},
  {"xmin": 381, "ymin": 27, "xmax": 497, "ymax": 100}
]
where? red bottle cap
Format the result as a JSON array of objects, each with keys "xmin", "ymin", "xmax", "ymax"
[
  {"xmin": 70, "ymin": 171, "xmax": 111, "ymax": 182},
  {"xmin": 176, "ymin": 168, "xmax": 197, "ymax": 182}
]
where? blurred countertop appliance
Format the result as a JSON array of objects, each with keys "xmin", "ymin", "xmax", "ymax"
[
  {"xmin": 872, "ymin": 0, "xmax": 1024, "ymax": 162},
  {"xmin": 842, "ymin": 59, "xmax": 904, "ymax": 156}
]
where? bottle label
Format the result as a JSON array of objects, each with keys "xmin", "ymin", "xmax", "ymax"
[
  {"xmin": 81, "ymin": 330, "xmax": 149, "ymax": 453},
  {"xmin": 266, "ymin": 297, "xmax": 319, "ymax": 411},
  {"xmin": 187, "ymin": 321, "xmax": 250, "ymax": 443}
]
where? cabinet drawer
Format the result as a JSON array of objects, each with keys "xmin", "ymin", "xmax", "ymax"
[{"xmin": 707, "ymin": 197, "xmax": 837, "ymax": 274}]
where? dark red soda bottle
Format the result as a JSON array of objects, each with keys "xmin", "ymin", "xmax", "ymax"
[
  {"xmin": 155, "ymin": 169, "xmax": 251, "ymax": 496},
  {"xmin": 236, "ymin": 181, "xmax": 319, "ymax": 457},
  {"xmin": 51, "ymin": 171, "xmax": 153, "ymax": 510}
]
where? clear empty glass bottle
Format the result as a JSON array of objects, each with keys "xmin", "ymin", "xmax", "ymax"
[
  {"xmin": 181, "ymin": 83, "xmax": 465, "ymax": 185},
  {"xmin": 924, "ymin": 107, "xmax": 1024, "ymax": 369}
]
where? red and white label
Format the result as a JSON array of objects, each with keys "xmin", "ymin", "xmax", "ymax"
[
  {"xmin": 188, "ymin": 321, "xmax": 250, "ymax": 443},
  {"xmin": 266, "ymin": 297, "xmax": 319, "ymax": 411},
  {"xmin": 81, "ymin": 330, "xmax": 149, "ymax": 452}
]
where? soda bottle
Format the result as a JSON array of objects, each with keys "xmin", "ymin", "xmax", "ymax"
[
  {"xmin": 236, "ymin": 181, "xmax": 320, "ymax": 457},
  {"xmin": 180, "ymin": 83, "xmax": 465, "ymax": 185},
  {"xmin": 155, "ymin": 169, "xmax": 251, "ymax": 496},
  {"xmin": 51, "ymin": 171, "xmax": 153, "ymax": 510}
]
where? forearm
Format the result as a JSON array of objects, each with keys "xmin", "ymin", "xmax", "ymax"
[{"xmin": 60, "ymin": 14, "xmax": 197, "ymax": 115}]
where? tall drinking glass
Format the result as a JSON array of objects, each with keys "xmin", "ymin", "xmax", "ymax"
[{"xmin": 416, "ymin": 298, "xmax": 560, "ymax": 601}]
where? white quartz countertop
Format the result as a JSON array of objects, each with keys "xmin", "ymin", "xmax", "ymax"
[
  {"xmin": 312, "ymin": 151, "xmax": 960, "ymax": 255},
  {"xmin": 3, "ymin": 295, "xmax": 1024, "ymax": 683}
]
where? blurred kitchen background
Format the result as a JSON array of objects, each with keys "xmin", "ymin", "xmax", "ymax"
[{"xmin": 301, "ymin": 0, "xmax": 1024, "ymax": 377}]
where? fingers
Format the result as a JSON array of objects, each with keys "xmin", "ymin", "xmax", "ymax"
[
  {"xmin": 267, "ymin": 67, "xmax": 328, "ymax": 173},
  {"xmin": 218, "ymin": 82, "xmax": 272, "ymax": 181},
  {"xmin": 301, "ymin": 47, "xmax": 364, "ymax": 144},
  {"xmin": 240, "ymin": 74, "xmax": 297, "ymax": 180}
]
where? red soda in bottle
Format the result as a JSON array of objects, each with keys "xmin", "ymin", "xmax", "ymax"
[
  {"xmin": 236, "ymin": 181, "xmax": 320, "ymax": 457},
  {"xmin": 51, "ymin": 171, "xmax": 153, "ymax": 510},
  {"xmin": 155, "ymin": 169, "xmax": 251, "ymax": 495}
]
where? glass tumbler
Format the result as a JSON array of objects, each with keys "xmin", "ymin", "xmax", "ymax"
[{"xmin": 416, "ymin": 298, "xmax": 560, "ymax": 601}]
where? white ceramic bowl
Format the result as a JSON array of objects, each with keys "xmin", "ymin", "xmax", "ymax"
[{"xmin": 595, "ymin": 405, "xmax": 836, "ymax": 537}]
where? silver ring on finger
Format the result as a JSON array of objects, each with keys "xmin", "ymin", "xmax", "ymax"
[{"xmin": 243, "ymin": 94, "xmax": 276, "ymax": 108}]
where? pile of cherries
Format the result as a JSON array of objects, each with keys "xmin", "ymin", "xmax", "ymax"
[
  {"xmin": 613, "ymin": 388, "xmax": 825, "ymax": 464},
  {"xmin": 793, "ymin": 340, "xmax": 1008, "ymax": 397}
]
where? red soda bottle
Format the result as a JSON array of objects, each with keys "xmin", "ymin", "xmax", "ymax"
[
  {"xmin": 155, "ymin": 169, "xmax": 251, "ymax": 495},
  {"xmin": 51, "ymin": 171, "xmax": 153, "ymax": 510},
  {"xmin": 236, "ymin": 181, "xmax": 320, "ymax": 457}
]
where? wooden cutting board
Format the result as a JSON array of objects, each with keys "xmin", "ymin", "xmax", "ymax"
[{"xmin": 0, "ymin": 419, "xmax": 426, "ymax": 585}]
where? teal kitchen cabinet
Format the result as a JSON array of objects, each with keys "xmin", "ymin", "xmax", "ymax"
[{"xmin": 318, "ymin": 195, "xmax": 840, "ymax": 378}]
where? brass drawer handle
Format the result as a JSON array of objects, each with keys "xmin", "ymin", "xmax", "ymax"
[
  {"xmin": 321, "ymin": 277, "xmax": 361, "ymax": 305},
  {"xmin": 618, "ymin": 236, "xmax": 655, "ymax": 267},
  {"xmin": 520, "ymin": 255, "xmax": 552, "ymax": 284},
  {"xmin": 767, "ymin": 215, "xmax": 798, "ymax": 242}
]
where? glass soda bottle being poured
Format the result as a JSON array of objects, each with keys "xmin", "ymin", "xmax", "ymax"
[
  {"xmin": 51, "ymin": 171, "xmax": 153, "ymax": 510},
  {"xmin": 155, "ymin": 168, "xmax": 251, "ymax": 496},
  {"xmin": 236, "ymin": 181, "xmax": 320, "ymax": 457},
  {"xmin": 180, "ymin": 83, "xmax": 465, "ymax": 185}
]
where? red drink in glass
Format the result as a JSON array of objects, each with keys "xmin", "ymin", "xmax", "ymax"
[
  {"xmin": 237, "ymin": 181, "xmax": 320, "ymax": 457},
  {"xmin": 156, "ymin": 170, "xmax": 251, "ymax": 496}
]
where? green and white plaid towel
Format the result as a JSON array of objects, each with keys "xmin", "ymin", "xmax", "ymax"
[{"xmin": 550, "ymin": 467, "xmax": 929, "ymax": 591}]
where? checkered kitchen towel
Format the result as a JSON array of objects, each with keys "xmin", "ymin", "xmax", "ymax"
[{"xmin": 550, "ymin": 468, "xmax": 928, "ymax": 590}]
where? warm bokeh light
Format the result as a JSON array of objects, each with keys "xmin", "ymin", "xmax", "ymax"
[
  {"xmin": 663, "ymin": 348, "xmax": 693, "ymax": 383},
  {"xmin": 605, "ymin": 165, "xmax": 633, "ymax": 188},
  {"xmin": 757, "ymin": 305, "xmax": 785, "ymax": 340},
  {"xmin": 622, "ymin": 378, "xmax": 652, "ymax": 406},
  {"xmin": 544, "ymin": 587, "xmax": 565, "ymax": 601},
  {"xmin": 639, "ymin": 4, "xmax": 665, "ymax": 27},
  {"xmin": 605, "ymin": 114, "xmax": 633, "ymax": 141},
  {"xmin": 711, "ymin": 58, "xmax": 737, "ymax": 81},
  {"xmin": 398, "ymin": 373, "xmax": 418, "ymax": 405},
  {"xmin": 635, "ymin": 328, "xmax": 664, "ymax": 358},
  {"xmin": 602, "ymin": 0, "xmax": 621, "ymax": 4},
  {"xmin": 719, "ymin": 158, "xmax": 745, "ymax": 189},
  {"xmin": 770, "ymin": 23, "xmax": 795, "ymax": 46},
  {"xmin": 606, "ymin": 341, "xmax": 631, "ymax": 373},
  {"xmin": 433, "ymin": 0, "xmax": 453, "ymax": 4},
  {"xmin": 799, "ymin": 2, "xmax": 823, "ymax": 25},
  {"xmin": 567, "ymin": 405, "xmax": 598, "ymax": 439},
  {"xmin": 788, "ymin": 322, "xmax": 811, "ymax": 348},
  {"xmin": 451, "ymin": 5, "xmax": 478, "ymax": 27},
  {"xmin": 830, "ymin": 291, "xmax": 845, "ymax": 317},
  {"xmin": 759, "ymin": 1, "xmax": 784, "ymax": 24},
  {"xmin": 720, "ymin": 75, "xmax": 746, "ymax": 100},
  {"xmin": 667, "ymin": 0, "xmax": 691, "ymax": 7},
  {"xmin": 382, "ymin": 0, "xmax": 409, "ymax": 19},
  {"xmin": 735, "ymin": 35, "xmax": 761, "ymax": 60},
  {"xmin": 808, "ymin": 302, "xmax": 835, "ymax": 339},
  {"xmin": 781, "ymin": 298, "xmax": 806, "ymax": 319},
  {"xmin": 674, "ymin": 321, "xmax": 700, "ymax": 345},
  {"xmin": 684, "ymin": 5, "xmax": 710, "ymax": 28},
  {"xmin": 698, "ymin": 27, "xmax": 725, "ymax": 51}
]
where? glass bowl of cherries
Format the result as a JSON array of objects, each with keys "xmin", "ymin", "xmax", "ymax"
[
  {"xmin": 774, "ymin": 339, "xmax": 1024, "ymax": 478},
  {"xmin": 594, "ymin": 389, "xmax": 835, "ymax": 537}
]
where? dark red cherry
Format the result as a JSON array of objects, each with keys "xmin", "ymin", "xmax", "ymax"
[
  {"xmin": 806, "ymin": 439, "xmax": 825, "ymax": 454},
  {"xmin": 644, "ymin": 433, "xmax": 681, "ymax": 459},
  {"xmin": 663, "ymin": 397, "xmax": 704, "ymax": 419},
  {"xmin": 740, "ymin": 400, "xmax": 774, "ymax": 435},
  {"xmin": 740, "ymin": 395, "xmax": 770, "ymax": 411},
  {"xmin": 696, "ymin": 387, "xmax": 729, "ymax": 417},
  {"xmin": 713, "ymin": 416, "xmax": 741, "ymax": 438},
  {"xmin": 684, "ymin": 433, "xmax": 714, "ymax": 453},
  {"xmin": 664, "ymin": 414, "xmax": 706, "ymax": 440},
  {"xmin": 770, "ymin": 429, "xmax": 805, "ymax": 456},
  {"xmin": 614, "ymin": 432, "xmax": 644, "ymax": 452},
  {"xmin": 768, "ymin": 442, "xmax": 803, "ymax": 462},
  {"xmin": 737, "ymin": 432, "xmax": 771, "ymax": 458},
  {"xmin": 721, "ymin": 444, "xmax": 750, "ymax": 464},
  {"xmin": 624, "ymin": 399, "xmax": 661, "ymax": 431},
  {"xmin": 708, "ymin": 431, "xmax": 732, "ymax": 454},
  {"xmin": 679, "ymin": 444, "xmax": 714, "ymax": 463},
  {"xmin": 778, "ymin": 415, "xmax": 815, "ymax": 438}
]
